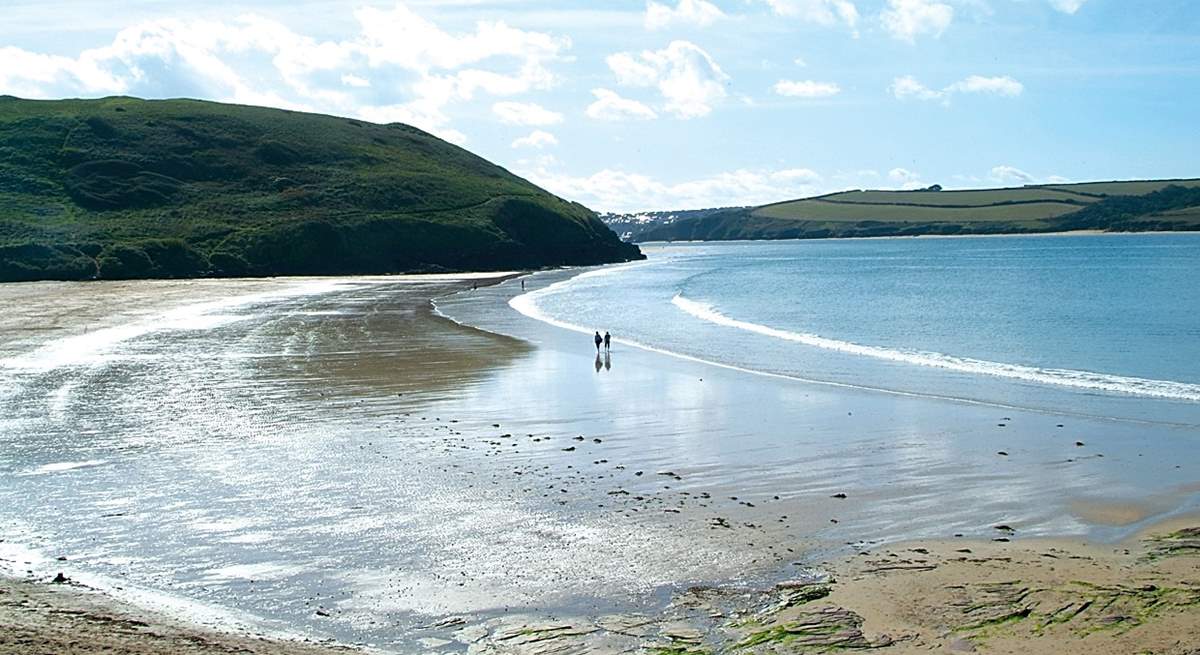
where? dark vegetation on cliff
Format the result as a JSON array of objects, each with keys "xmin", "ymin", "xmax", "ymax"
[{"xmin": 0, "ymin": 96, "xmax": 641, "ymax": 282}]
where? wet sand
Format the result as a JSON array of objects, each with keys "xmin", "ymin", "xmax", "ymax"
[
  {"xmin": 5, "ymin": 519, "xmax": 1198, "ymax": 654},
  {"xmin": 0, "ymin": 575, "xmax": 356, "ymax": 655},
  {"xmin": 1, "ymin": 272, "xmax": 1199, "ymax": 652}
]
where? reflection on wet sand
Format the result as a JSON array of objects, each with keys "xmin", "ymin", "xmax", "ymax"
[
  {"xmin": 1, "ymin": 274, "xmax": 1199, "ymax": 654},
  {"xmin": 245, "ymin": 285, "xmax": 532, "ymax": 406}
]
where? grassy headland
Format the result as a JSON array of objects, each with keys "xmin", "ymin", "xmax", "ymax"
[
  {"xmin": 615, "ymin": 180, "xmax": 1200, "ymax": 242},
  {"xmin": 0, "ymin": 96, "xmax": 641, "ymax": 282}
]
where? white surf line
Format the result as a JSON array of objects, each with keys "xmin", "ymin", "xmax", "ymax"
[
  {"xmin": 672, "ymin": 294, "xmax": 1200, "ymax": 403},
  {"xmin": 488, "ymin": 264, "xmax": 1200, "ymax": 425}
]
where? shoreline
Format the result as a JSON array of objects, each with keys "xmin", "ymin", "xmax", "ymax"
[
  {"xmin": 2, "ymin": 263, "xmax": 1200, "ymax": 647},
  {"xmin": 635, "ymin": 228, "xmax": 1200, "ymax": 246},
  {"xmin": 4, "ymin": 513, "xmax": 1197, "ymax": 654},
  {"xmin": 0, "ymin": 573, "xmax": 360, "ymax": 655}
]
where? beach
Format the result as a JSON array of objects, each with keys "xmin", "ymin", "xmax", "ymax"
[{"xmin": 1, "ymin": 255, "xmax": 1198, "ymax": 653}]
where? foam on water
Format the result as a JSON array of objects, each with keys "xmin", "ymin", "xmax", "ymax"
[
  {"xmin": 20, "ymin": 460, "xmax": 109, "ymax": 476},
  {"xmin": 671, "ymin": 294, "xmax": 1200, "ymax": 402}
]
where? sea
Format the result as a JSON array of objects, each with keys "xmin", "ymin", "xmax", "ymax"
[{"xmin": 509, "ymin": 234, "xmax": 1200, "ymax": 426}]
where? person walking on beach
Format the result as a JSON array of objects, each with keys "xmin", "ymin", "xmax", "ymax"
[
  {"xmin": 594, "ymin": 331, "xmax": 603, "ymax": 352},
  {"xmin": 603, "ymin": 331, "xmax": 611, "ymax": 351}
]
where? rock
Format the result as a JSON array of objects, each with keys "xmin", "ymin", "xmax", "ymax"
[
  {"xmin": 831, "ymin": 493, "xmax": 848, "ymax": 499},
  {"xmin": 562, "ymin": 447, "xmax": 575, "ymax": 452},
  {"xmin": 997, "ymin": 451, "xmax": 1009, "ymax": 456},
  {"xmin": 51, "ymin": 572, "xmax": 68, "ymax": 584},
  {"xmin": 1075, "ymin": 441, "xmax": 1085, "ymax": 446}
]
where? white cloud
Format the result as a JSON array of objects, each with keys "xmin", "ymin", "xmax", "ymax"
[
  {"xmin": 585, "ymin": 88, "xmax": 659, "ymax": 121},
  {"xmin": 0, "ymin": 4, "xmax": 574, "ymax": 146},
  {"xmin": 759, "ymin": 0, "xmax": 860, "ymax": 31},
  {"xmin": 947, "ymin": 75, "xmax": 1023, "ymax": 97},
  {"xmin": 1048, "ymin": 0, "xmax": 1087, "ymax": 14},
  {"xmin": 889, "ymin": 75, "xmax": 944, "ymax": 101},
  {"xmin": 492, "ymin": 101, "xmax": 564, "ymax": 126},
  {"xmin": 512, "ymin": 130, "xmax": 558, "ymax": 149},
  {"xmin": 989, "ymin": 165, "xmax": 1036, "ymax": 185},
  {"xmin": 521, "ymin": 164, "xmax": 828, "ymax": 212},
  {"xmin": 772, "ymin": 79, "xmax": 841, "ymax": 98},
  {"xmin": 891, "ymin": 74, "xmax": 1023, "ymax": 103},
  {"xmin": 888, "ymin": 167, "xmax": 928, "ymax": 189},
  {"xmin": 880, "ymin": 0, "xmax": 953, "ymax": 43},
  {"xmin": 645, "ymin": 0, "xmax": 726, "ymax": 30},
  {"xmin": 989, "ymin": 166, "xmax": 1069, "ymax": 186},
  {"xmin": 605, "ymin": 40, "xmax": 728, "ymax": 118}
]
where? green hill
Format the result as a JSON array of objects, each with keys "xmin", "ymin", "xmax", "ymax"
[
  {"xmin": 0, "ymin": 96, "xmax": 641, "ymax": 281},
  {"xmin": 627, "ymin": 180, "xmax": 1200, "ymax": 242}
]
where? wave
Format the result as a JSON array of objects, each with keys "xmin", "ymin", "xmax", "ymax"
[
  {"xmin": 672, "ymin": 294, "xmax": 1200, "ymax": 402},
  {"xmin": 503, "ymin": 269, "xmax": 1065, "ymax": 414}
]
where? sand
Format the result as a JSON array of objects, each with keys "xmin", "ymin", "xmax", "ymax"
[
  {"xmin": 437, "ymin": 519, "xmax": 1200, "ymax": 654},
  {"xmin": 0, "ymin": 575, "xmax": 356, "ymax": 655},
  {"xmin": 2, "ymin": 274, "xmax": 1199, "ymax": 653},
  {"xmin": 6, "ymin": 520, "xmax": 1197, "ymax": 654}
]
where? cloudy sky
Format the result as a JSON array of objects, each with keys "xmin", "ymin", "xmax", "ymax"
[{"xmin": 2, "ymin": 0, "xmax": 1197, "ymax": 212}]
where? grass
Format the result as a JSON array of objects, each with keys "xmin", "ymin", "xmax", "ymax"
[
  {"xmin": 1043, "ymin": 179, "xmax": 1200, "ymax": 196},
  {"xmin": 0, "ymin": 96, "xmax": 641, "ymax": 281},
  {"xmin": 632, "ymin": 178, "xmax": 1200, "ymax": 242},
  {"xmin": 819, "ymin": 188, "xmax": 1099, "ymax": 207},
  {"xmin": 753, "ymin": 199, "xmax": 1083, "ymax": 222}
]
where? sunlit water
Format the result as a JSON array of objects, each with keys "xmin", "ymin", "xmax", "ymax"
[
  {"xmin": 508, "ymin": 235, "xmax": 1200, "ymax": 425},
  {"xmin": 0, "ymin": 237, "xmax": 1198, "ymax": 651}
]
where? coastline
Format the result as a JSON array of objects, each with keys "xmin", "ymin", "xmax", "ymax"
[
  {"xmin": 1, "ymin": 264, "xmax": 1198, "ymax": 653},
  {"xmin": 5, "ymin": 514, "xmax": 1197, "ymax": 654},
  {"xmin": 634, "ymin": 227, "xmax": 1200, "ymax": 245}
]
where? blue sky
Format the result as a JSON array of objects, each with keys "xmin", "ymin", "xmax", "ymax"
[{"xmin": 2, "ymin": 0, "xmax": 1197, "ymax": 211}]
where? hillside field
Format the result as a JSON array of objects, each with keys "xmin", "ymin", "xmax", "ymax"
[
  {"xmin": 0, "ymin": 96, "xmax": 641, "ymax": 282},
  {"xmin": 622, "ymin": 179, "xmax": 1200, "ymax": 242}
]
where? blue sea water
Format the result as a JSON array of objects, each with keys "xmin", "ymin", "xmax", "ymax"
[{"xmin": 514, "ymin": 234, "xmax": 1200, "ymax": 425}]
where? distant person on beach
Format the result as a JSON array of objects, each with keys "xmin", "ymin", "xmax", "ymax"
[
  {"xmin": 521, "ymin": 279, "xmax": 525, "ymax": 290},
  {"xmin": 594, "ymin": 331, "xmax": 602, "ymax": 352},
  {"xmin": 604, "ymin": 331, "xmax": 611, "ymax": 351}
]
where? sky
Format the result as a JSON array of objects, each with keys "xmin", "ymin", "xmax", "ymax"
[{"xmin": 2, "ymin": 0, "xmax": 1198, "ymax": 212}]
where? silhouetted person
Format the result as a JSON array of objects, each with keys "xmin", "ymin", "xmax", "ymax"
[
  {"xmin": 594, "ymin": 331, "xmax": 602, "ymax": 352},
  {"xmin": 521, "ymin": 279, "xmax": 525, "ymax": 290},
  {"xmin": 603, "ymin": 331, "xmax": 611, "ymax": 351}
]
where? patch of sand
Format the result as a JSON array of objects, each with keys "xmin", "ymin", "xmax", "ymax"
[{"xmin": 0, "ymin": 576, "xmax": 358, "ymax": 655}]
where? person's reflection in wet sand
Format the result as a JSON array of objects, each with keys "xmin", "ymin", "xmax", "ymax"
[
  {"xmin": 595, "ymin": 352, "xmax": 603, "ymax": 373},
  {"xmin": 604, "ymin": 351, "xmax": 611, "ymax": 371}
]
